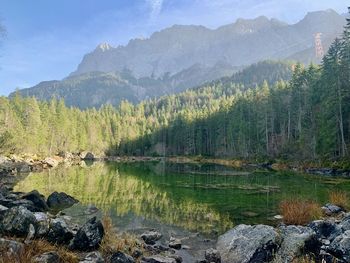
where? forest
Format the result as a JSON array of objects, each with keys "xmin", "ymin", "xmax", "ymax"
[{"xmin": 0, "ymin": 15, "xmax": 349, "ymax": 162}]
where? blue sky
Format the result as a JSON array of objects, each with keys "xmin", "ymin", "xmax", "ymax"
[{"xmin": 0, "ymin": 0, "xmax": 348, "ymax": 96}]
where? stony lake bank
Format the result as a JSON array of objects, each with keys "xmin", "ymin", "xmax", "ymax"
[{"xmin": 1, "ymin": 153, "xmax": 350, "ymax": 262}]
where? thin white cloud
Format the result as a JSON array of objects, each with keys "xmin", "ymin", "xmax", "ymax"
[{"xmin": 146, "ymin": 0, "xmax": 164, "ymax": 21}]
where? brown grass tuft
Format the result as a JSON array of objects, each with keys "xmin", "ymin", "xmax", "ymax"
[
  {"xmin": 292, "ymin": 255, "xmax": 316, "ymax": 263},
  {"xmin": 0, "ymin": 239, "xmax": 79, "ymax": 263},
  {"xmin": 279, "ymin": 199, "xmax": 322, "ymax": 225},
  {"xmin": 100, "ymin": 215, "xmax": 143, "ymax": 259},
  {"xmin": 329, "ymin": 190, "xmax": 348, "ymax": 210}
]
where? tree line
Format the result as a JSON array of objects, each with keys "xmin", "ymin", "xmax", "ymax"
[{"xmin": 0, "ymin": 10, "xmax": 349, "ymax": 161}]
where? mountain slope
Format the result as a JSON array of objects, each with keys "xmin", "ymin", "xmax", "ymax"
[{"xmin": 72, "ymin": 9, "xmax": 344, "ymax": 78}]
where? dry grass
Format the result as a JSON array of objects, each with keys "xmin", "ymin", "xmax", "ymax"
[
  {"xmin": 329, "ymin": 190, "xmax": 348, "ymax": 210},
  {"xmin": 279, "ymin": 199, "xmax": 322, "ymax": 225},
  {"xmin": 292, "ymin": 255, "xmax": 316, "ymax": 263},
  {"xmin": 0, "ymin": 239, "xmax": 79, "ymax": 263},
  {"xmin": 100, "ymin": 215, "xmax": 143, "ymax": 259}
]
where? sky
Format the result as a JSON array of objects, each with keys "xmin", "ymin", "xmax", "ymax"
[{"xmin": 0, "ymin": 0, "xmax": 348, "ymax": 96}]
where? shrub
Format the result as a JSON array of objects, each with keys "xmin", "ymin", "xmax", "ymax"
[
  {"xmin": 329, "ymin": 191, "xmax": 348, "ymax": 210},
  {"xmin": 279, "ymin": 199, "xmax": 322, "ymax": 225}
]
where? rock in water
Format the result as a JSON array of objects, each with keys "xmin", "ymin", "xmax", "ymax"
[
  {"xmin": 47, "ymin": 191, "xmax": 79, "ymax": 210},
  {"xmin": 216, "ymin": 224, "xmax": 280, "ymax": 263},
  {"xmin": 0, "ymin": 206, "xmax": 37, "ymax": 237},
  {"xmin": 274, "ymin": 225, "xmax": 316, "ymax": 262},
  {"xmin": 69, "ymin": 217, "xmax": 104, "ymax": 251},
  {"xmin": 32, "ymin": 251, "xmax": 60, "ymax": 263},
  {"xmin": 46, "ymin": 218, "xmax": 74, "ymax": 245},
  {"xmin": 141, "ymin": 230, "xmax": 162, "ymax": 245},
  {"xmin": 22, "ymin": 190, "xmax": 49, "ymax": 212},
  {"xmin": 110, "ymin": 251, "xmax": 135, "ymax": 263}
]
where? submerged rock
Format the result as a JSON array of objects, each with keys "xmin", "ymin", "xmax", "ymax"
[
  {"xmin": 47, "ymin": 191, "xmax": 79, "ymax": 210},
  {"xmin": 69, "ymin": 217, "xmax": 104, "ymax": 251},
  {"xmin": 216, "ymin": 224, "xmax": 280, "ymax": 263},
  {"xmin": 110, "ymin": 251, "xmax": 135, "ymax": 263},
  {"xmin": 32, "ymin": 251, "xmax": 61, "ymax": 263},
  {"xmin": 141, "ymin": 230, "xmax": 162, "ymax": 245},
  {"xmin": 0, "ymin": 206, "xmax": 37, "ymax": 237}
]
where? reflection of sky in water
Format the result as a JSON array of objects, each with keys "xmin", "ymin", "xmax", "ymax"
[{"xmin": 14, "ymin": 161, "xmax": 350, "ymax": 235}]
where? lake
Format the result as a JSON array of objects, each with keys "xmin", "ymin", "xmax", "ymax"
[{"xmin": 14, "ymin": 161, "xmax": 350, "ymax": 237}]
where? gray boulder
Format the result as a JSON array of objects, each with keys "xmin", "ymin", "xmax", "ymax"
[
  {"xmin": 141, "ymin": 230, "xmax": 162, "ymax": 245},
  {"xmin": 32, "ymin": 251, "xmax": 61, "ymax": 263},
  {"xmin": 274, "ymin": 225, "xmax": 316, "ymax": 263},
  {"xmin": 142, "ymin": 255, "xmax": 176, "ymax": 263},
  {"xmin": 309, "ymin": 220, "xmax": 342, "ymax": 242},
  {"xmin": 216, "ymin": 224, "xmax": 280, "ymax": 263},
  {"xmin": 46, "ymin": 218, "xmax": 74, "ymax": 245},
  {"xmin": 110, "ymin": 251, "xmax": 135, "ymax": 263},
  {"xmin": 34, "ymin": 212, "xmax": 51, "ymax": 237},
  {"xmin": 69, "ymin": 217, "xmax": 104, "ymax": 251},
  {"xmin": 80, "ymin": 251, "xmax": 105, "ymax": 263},
  {"xmin": 22, "ymin": 190, "xmax": 49, "ymax": 212},
  {"xmin": 0, "ymin": 238, "xmax": 24, "ymax": 256},
  {"xmin": 328, "ymin": 230, "xmax": 350, "ymax": 262},
  {"xmin": 47, "ymin": 191, "xmax": 79, "ymax": 210},
  {"xmin": 0, "ymin": 206, "xmax": 37, "ymax": 237},
  {"xmin": 322, "ymin": 203, "xmax": 343, "ymax": 216},
  {"xmin": 169, "ymin": 237, "xmax": 181, "ymax": 249}
]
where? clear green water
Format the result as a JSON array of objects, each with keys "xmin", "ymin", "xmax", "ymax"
[{"xmin": 14, "ymin": 161, "xmax": 350, "ymax": 236}]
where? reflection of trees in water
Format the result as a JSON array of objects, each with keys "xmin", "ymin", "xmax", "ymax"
[{"xmin": 14, "ymin": 162, "xmax": 233, "ymax": 234}]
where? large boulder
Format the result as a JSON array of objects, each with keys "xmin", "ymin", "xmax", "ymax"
[
  {"xmin": 110, "ymin": 251, "xmax": 135, "ymax": 263},
  {"xmin": 274, "ymin": 225, "xmax": 316, "ymax": 263},
  {"xmin": 46, "ymin": 218, "xmax": 74, "ymax": 245},
  {"xmin": 22, "ymin": 190, "xmax": 49, "ymax": 212},
  {"xmin": 0, "ymin": 206, "xmax": 37, "ymax": 237},
  {"xmin": 47, "ymin": 191, "xmax": 79, "ymax": 210},
  {"xmin": 309, "ymin": 220, "xmax": 342, "ymax": 242},
  {"xmin": 141, "ymin": 230, "xmax": 162, "ymax": 245},
  {"xmin": 327, "ymin": 230, "xmax": 350, "ymax": 262},
  {"xmin": 69, "ymin": 217, "xmax": 104, "ymax": 251},
  {"xmin": 216, "ymin": 224, "xmax": 280, "ymax": 263}
]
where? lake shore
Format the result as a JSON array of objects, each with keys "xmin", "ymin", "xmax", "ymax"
[{"xmin": 1, "ymin": 162, "xmax": 350, "ymax": 262}]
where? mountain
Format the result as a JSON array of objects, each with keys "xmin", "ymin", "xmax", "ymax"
[
  {"xmin": 12, "ymin": 9, "xmax": 345, "ymax": 108},
  {"xmin": 72, "ymin": 9, "xmax": 344, "ymax": 77}
]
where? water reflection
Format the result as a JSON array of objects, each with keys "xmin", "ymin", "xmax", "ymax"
[{"xmin": 14, "ymin": 161, "xmax": 350, "ymax": 235}]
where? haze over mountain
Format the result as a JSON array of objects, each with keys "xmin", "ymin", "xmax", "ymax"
[{"xmin": 13, "ymin": 9, "xmax": 345, "ymax": 108}]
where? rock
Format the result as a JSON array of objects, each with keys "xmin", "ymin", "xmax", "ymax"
[
  {"xmin": 216, "ymin": 224, "xmax": 280, "ymax": 263},
  {"xmin": 142, "ymin": 255, "xmax": 176, "ymax": 263},
  {"xmin": 0, "ymin": 204, "xmax": 8, "ymax": 211},
  {"xmin": 43, "ymin": 157, "xmax": 59, "ymax": 168},
  {"xmin": 0, "ymin": 238, "xmax": 24, "ymax": 256},
  {"xmin": 205, "ymin": 248, "xmax": 221, "ymax": 263},
  {"xmin": 69, "ymin": 217, "xmax": 104, "ymax": 251},
  {"xmin": 141, "ymin": 230, "xmax": 162, "ymax": 245},
  {"xmin": 322, "ymin": 203, "xmax": 343, "ymax": 216},
  {"xmin": 309, "ymin": 220, "xmax": 342, "ymax": 242},
  {"xmin": 32, "ymin": 251, "xmax": 61, "ymax": 263},
  {"xmin": 80, "ymin": 152, "xmax": 95, "ymax": 160},
  {"xmin": 274, "ymin": 225, "xmax": 316, "ymax": 263},
  {"xmin": 110, "ymin": 251, "xmax": 135, "ymax": 263},
  {"xmin": 132, "ymin": 249, "xmax": 143, "ymax": 258},
  {"xmin": 80, "ymin": 251, "xmax": 105, "ymax": 263},
  {"xmin": 0, "ymin": 206, "xmax": 37, "ymax": 237},
  {"xmin": 273, "ymin": 215, "xmax": 283, "ymax": 220},
  {"xmin": 47, "ymin": 191, "xmax": 79, "ymax": 210},
  {"xmin": 85, "ymin": 204, "xmax": 99, "ymax": 215},
  {"xmin": 328, "ymin": 230, "xmax": 350, "ymax": 262},
  {"xmin": 34, "ymin": 212, "xmax": 50, "ymax": 237},
  {"xmin": 46, "ymin": 218, "xmax": 74, "ymax": 245},
  {"xmin": 168, "ymin": 238, "xmax": 181, "ymax": 249},
  {"xmin": 24, "ymin": 223, "xmax": 36, "ymax": 244},
  {"xmin": 22, "ymin": 190, "xmax": 49, "ymax": 212},
  {"xmin": 168, "ymin": 255, "xmax": 182, "ymax": 263}
]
